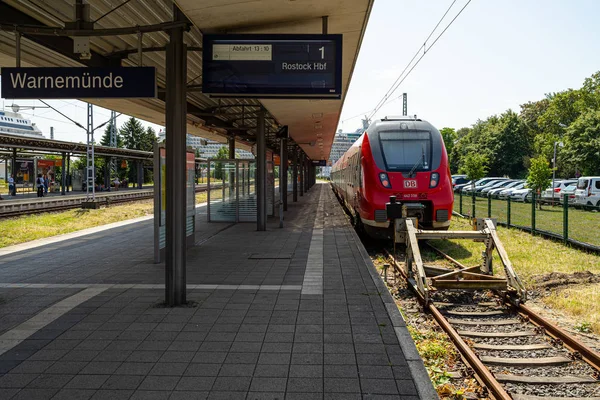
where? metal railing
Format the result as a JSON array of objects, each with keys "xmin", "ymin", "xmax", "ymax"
[{"xmin": 454, "ymin": 190, "xmax": 600, "ymax": 253}]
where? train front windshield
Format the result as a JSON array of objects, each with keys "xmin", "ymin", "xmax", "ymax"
[{"xmin": 379, "ymin": 131, "xmax": 431, "ymax": 172}]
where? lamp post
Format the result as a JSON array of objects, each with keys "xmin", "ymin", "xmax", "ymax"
[{"xmin": 552, "ymin": 141, "xmax": 564, "ymax": 205}]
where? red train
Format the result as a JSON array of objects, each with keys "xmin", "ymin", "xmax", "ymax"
[{"xmin": 331, "ymin": 117, "xmax": 454, "ymax": 239}]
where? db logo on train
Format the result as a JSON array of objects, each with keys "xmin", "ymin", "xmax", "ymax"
[{"xmin": 403, "ymin": 180, "xmax": 418, "ymax": 189}]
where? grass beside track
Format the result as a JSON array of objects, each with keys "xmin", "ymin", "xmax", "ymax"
[
  {"xmin": 429, "ymin": 216, "xmax": 600, "ymax": 334},
  {"xmin": 455, "ymin": 195, "xmax": 600, "ymax": 247},
  {"xmin": 0, "ymin": 191, "xmax": 225, "ymax": 248},
  {"xmin": 542, "ymin": 283, "xmax": 600, "ymax": 334},
  {"xmin": 0, "ymin": 200, "xmax": 154, "ymax": 248}
]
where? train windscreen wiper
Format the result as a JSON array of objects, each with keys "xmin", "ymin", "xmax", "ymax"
[{"xmin": 408, "ymin": 146, "xmax": 425, "ymax": 178}]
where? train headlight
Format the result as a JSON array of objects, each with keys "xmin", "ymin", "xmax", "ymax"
[
  {"xmin": 379, "ymin": 172, "xmax": 391, "ymax": 188},
  {"xmin": 430, "ymin": 172, "xmax": 440, "ymax": 188}
]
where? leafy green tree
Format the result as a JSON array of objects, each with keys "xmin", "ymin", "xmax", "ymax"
[
  {"xmin": 100, "ymin": 121, "xmax": 123, "ymax": 148},
  {"xmin": 459, "ymin": 153, "xmax": 488, "ymax": 190},
  {"xmin": 526, "ymin": 155, "xmax": 552, "ymax": 209},
  {"xmin": 213, "ymin": 146, "xmax": 229, "ymax": 180},
  {"xmin": 440, "ymin": 127, "xmax": 457, "ymax": 159},
  {"xmin": 561, "ymin": 110, "xmax": 600, "ymax": 176},
  {"xmin": 120, "ymin": 117, "xmax": 146, "ymax": 150}
]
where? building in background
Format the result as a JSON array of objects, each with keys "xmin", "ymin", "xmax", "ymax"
[
  {"xmin": 321, "ymin": 118, "xmax": 369, "ymax": 177},
  {"xmin": 158, "ymin": 130, "xmax": 254, "ymax": 159},
  {"xmin": 0, "ymin": 110, "xmax": 45, "ymax": 139}
]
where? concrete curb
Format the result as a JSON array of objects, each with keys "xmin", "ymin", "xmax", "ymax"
[{"xmin": 348, "ymin": 227, "xmax": 439, "ymax": 400}]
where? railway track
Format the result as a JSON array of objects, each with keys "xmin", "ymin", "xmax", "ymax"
[
  {"xmin": 382, "ymin": 246, "xmax": 600, "ymax": 400},
  {"xmin": 0, "ymin": 185, "xmax": 213, "ymax": 218}
]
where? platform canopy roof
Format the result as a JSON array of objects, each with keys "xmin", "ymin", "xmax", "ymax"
[{"xmin": 0, "ymin": 0, "xmax": 373, "ymax": 160}]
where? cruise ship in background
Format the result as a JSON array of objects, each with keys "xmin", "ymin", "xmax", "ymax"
[{"xmin": 0, "ymin": 110, "xmax": 45, "ymax": 139}]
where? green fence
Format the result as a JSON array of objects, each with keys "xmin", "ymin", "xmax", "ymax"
[{"xmin": 454, "ymin": 191, "xmax": 600, "ymax": 252}]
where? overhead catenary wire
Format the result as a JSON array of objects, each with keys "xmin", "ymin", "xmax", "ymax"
[
  {"xmin": 367, "ymin": 0, "xmax": 458, "ymax": 120},
  {"xmin": 367, "ymin": 0, "xmax": 473, "ymax": 120},
  {"xmin": 340, "ymin": 0, "xmax": 472, "ymax": 125}
]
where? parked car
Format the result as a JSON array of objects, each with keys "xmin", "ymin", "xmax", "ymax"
[
  {"xmin": 480, "ymin": 180, "xmax": 518, "ymax": 196},
  {"xmin": 452, "ymin": 175, "xmax": 470, "ymax": 190},
  {"xmin": 498, "ymin": 182, "xmax": 526, "ymax": 199},
  {"xmin": 488, "ymin": 180, "xmax": 523, "ymax": 198},
  {"xmin": 462, "ymin": 178, "xmax": 509, "ymax": 194},
  {"xmin": 510, "ymin": 187, "xmax": 532, "ymax": 202},
  {"xmin": 574, "ymin": 176, "xmax": 600, "ymax": 208},
  {"xmin": 541, "ymin": 179, "xmax": 577, "ymax": 204},
  {"xmin": 454, "ymin": 181, "xmax": 472, "ymax": 192},
  {"xmin": 559, "ymin": 182, "xmax": 578, "ymax": 204}
]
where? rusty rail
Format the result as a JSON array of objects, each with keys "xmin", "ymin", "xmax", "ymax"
[
  {"xmin": 517, "ymin": 304, "xmax": 600, "ymax": 374},
  {"xmin": 384, "ymin": 249, "xmax": 511, "ymax": 400}
]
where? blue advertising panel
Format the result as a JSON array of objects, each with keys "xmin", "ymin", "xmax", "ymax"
[
  {"xmin": 202, "ymin": 34, "xmax": 343, "ymax": 99},
  {"xmin": 1, "ymin": 67, "xmax": 156, "ymax": 99}
]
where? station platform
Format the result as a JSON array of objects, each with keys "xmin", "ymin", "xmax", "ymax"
[{"xmin": 0, "ymin": 183, "xmax": 435, "ymax": 400}]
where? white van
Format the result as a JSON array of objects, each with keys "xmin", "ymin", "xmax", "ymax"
[{"xmin": 574, "ymin": 177, "xmax": 600, "ymax": 208}]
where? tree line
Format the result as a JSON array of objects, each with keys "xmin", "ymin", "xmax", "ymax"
[
  {"xmin": 73, "ymin": 117, "xmax": 157, "ymax": 184},
  {"xmin": 442, "ymin": 71, "xmax": 600, "ymax": 179}
]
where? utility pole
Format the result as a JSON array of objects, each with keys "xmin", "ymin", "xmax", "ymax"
[
  {"xmin": 110, "ymin": 110, "xmax": 117, "ymax": 181},
  {"xmin": 403, "ymin": 93, "xmax": 407, "ymax": 116},
  {"xmin": 86, "ymin": 103, "xmax": 95, "ymax": 201}
]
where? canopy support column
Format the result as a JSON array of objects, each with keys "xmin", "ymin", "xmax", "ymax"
[{"xmin": 164, "ymin": 15, "xmax": 187, "ymax": 306}]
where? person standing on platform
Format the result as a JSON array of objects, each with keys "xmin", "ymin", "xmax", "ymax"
[
  {"xmin": 43, "ymin": 174, "xmax": 49, "ymax": 195},
  {"xmin": 8, "ymin": 175, "xmax": 15, "ymax": 196},
  {"xmin": 36, "ymin": 174, "xmax": 44, "ymax": 198},
  {"xmin": 113, "ymin": 176, "xmax": 120, "ymax": 191}
]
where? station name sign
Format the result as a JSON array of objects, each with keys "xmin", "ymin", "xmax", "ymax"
[
  {"xmin": 1, "ymin": 67, "xmax": 156, "ymax": 99},
  {"xmin": 311, "ymin": 160, "xmax": 327, "ymax": 166},
  {"xmin": 202, "ymin": 34, "xmax": 343, "ymax": 99}
]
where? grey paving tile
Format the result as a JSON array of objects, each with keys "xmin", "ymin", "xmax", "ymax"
[
  {"xmin": 248, "ymin": 377, "xmax": 286, "ymax": 392},
  {"xmin": 192, "ymin": 352, "xmax": 227, "ymax": 364},
  {"xmin": 206, "ymin": 391, "xmax": 245, "ymax": 400},
  {"xmin": 324, "ymin": 378, "xmax": 361, "ymax": 393},
  {"xmin": 27, "ymin": 373, "xmax": 74, "ymax": 389},
  {"xmin": 149, "ymin": 362, "xmax": 189, "ymax": 376},
  {"xmin": 115, "ymin": 362, "xmax": 154, "ymax": 376},
  {"xmin": 245, "ymin": 392, "xmax": 285, "ymax": 400},
  {"xmin": 51, "ymin": 388, "xmax": 96, "ymax": 400},
  {"xmin": 175, "ymin": 376, "xmax": 215, "ymax": 391},
  {"xmin": 159, "ymin": 351, "xmax": 194, "ymax": 363},
  {"xmin": 184, "ymin": 363, "xmax": 221, "ymax": 377},
  {"xmin": 65, "ymin": 375, "xmax": 110, "ymax": 390},
  {"xmin": 138, "ymin": 376, "xmax": 180, "ymax": 391},
  {"xmin": 257, "ymin": 352, "xmax": 290, "ymax": 365},
  {"xmin": 286, "ymin": 377, "xmax": 323, "ymax": 392},
  {"xmin": 396, "ymin": 379, "xmax": 418, "ymax": 395},
  {"xmin": 289, "ymin": 365, "xmax": 322, "ymax": 378},
  {"xmin": 101, "ymin": 375, "xmax": 145, "ymax": 390},
  {"xmin": 10, "ymin": 388, "xmax": 59, "ymax": 400},
  {"xmin": 8, "ymin": 360, "xmax": 53, "ymax": 374},
  {"xmin": 324, "ymin": 365, "xmax": 358, "ymax": 378},
  {"xmin": 284, "ymin": 393, "xmax": 322, "ymax": 400},
  {"xmin": 253, "ymin": 364, "xmax": 288, "ymax": 378},
  {"xmin": 0, "ymin": 373, "xmax": 38, "ymax": 388},
  {"xmin": 169, "ymin": 391, "xmax": 209, "ymax": 400},
  {"xmin": 360, "ymin": 378, "xmax": 398, "ymax": 395},
  {"xmin": 211, "ymin": 376, "xmax": 251, "ymax": 392},
  {"xmin": 217, "ymin": 363, "xmax": 255, "ymax": 377},
  {"xmin": 91, "ymin": 389, "xmax": 135, "ymax": 399},
  {"xmin": 130, "ymin": 390, "xmax": 170, "ymax": 400},
  {"xmin": 80, "ymin": 361, "xmax": 122, "ymax": 375},
  {"xmin": 224, "ymin": 352, "xmax": 259, "ymax": 364}
]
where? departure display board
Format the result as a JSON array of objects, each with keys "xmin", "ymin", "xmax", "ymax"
[{"xmin": 202, "ymin": 34, "xmax": 343, "ymax": 99}]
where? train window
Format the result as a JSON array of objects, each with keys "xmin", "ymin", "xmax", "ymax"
[{"xmin": 379, "ymin": 131, "xmax": 431, "ymax": 172}]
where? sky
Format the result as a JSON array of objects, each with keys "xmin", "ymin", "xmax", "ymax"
[
  {"xmin": 337, "ymin": 0, "xmax": 600, "ymax": 132},
  {"xmin": 2, "ymin": 0, "xmax": 600, "ymax": 142}
]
